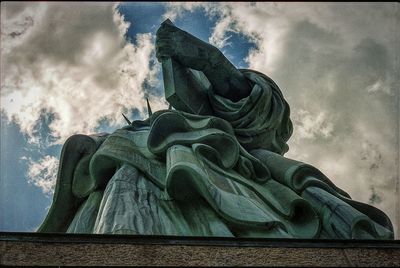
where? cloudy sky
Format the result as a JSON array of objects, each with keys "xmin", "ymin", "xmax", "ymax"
[{"xmin": 1, "ymin": 2, "xmax": 399, "ymax": 238}]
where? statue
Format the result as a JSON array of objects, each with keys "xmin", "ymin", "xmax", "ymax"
[{"xmin": 38, "ymin": 20, "xmax": 394, "ymax": 239}]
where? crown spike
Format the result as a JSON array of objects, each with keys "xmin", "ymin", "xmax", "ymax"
[
  {"xmin": 122, "ymin": 113, "xmax": 131, "ymax": 125},
  {"xmin": 146, "ymin": 98, "xmax": 153, "ymax": 117}
]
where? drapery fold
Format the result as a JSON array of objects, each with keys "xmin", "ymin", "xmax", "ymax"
[
  {"xmin": 39, "ymin": 133, "xmax": 108, "ymax": 232},
  {"xmin": 208, "ymin": 69, "xmax": 293, "ymax": 155}
]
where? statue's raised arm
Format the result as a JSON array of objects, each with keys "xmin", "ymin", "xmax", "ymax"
[{"xmin": 156, "ymin": 19, "xmax": 252, "ymax": 101}]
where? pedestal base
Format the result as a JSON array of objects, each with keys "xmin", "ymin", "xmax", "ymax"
[{"xmin": 1, "ymin": 233, "xmax": 399, "ymax": 266}]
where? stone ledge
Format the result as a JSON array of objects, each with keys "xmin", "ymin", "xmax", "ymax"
[{"xmin": 1, "ymin": 232, "xmax": 399, "ymax": 266}]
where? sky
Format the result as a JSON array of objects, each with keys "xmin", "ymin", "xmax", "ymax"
[{"xmin": 1, "ymin": 2, "xmax": 399, "ymax": 238}]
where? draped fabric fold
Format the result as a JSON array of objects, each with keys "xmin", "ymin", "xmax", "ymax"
[
  {"xmin": 250, "ymin": 149, "xmax": 393, "ymax": 239},
  {"xmin": 39, "ymin": 133, "xmax": 108, "ymax": 232},
  {"xmin": 208, "ymin": 69, "xmax": 293, "ymax": 155},
  {"xmin": 39, "ymin": 69, "xmax": 394, "ymax": 239}
]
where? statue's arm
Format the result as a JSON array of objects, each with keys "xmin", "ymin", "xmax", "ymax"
[{"xmin": 156, "ymin": 23, "xmax": 252, "ymax": 102}]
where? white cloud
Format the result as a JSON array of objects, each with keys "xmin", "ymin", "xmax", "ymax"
[
  {"xmin": 1, "ymin": 2, "xmax": 169, "ymax": 197},
  {"xmin": 24, "ymin": 155, "xmax": 59, "ymax": 195},
  {"xmin": 291, "ymin": 109, "xmax": 334, "ymax": 140},
  {"xmin": 1, "ymin": 2, "xmax": 167, "ymax": 146},
  {"xmin": 162, "ymin": 2, "xmax": 204, "ymax": 22}
]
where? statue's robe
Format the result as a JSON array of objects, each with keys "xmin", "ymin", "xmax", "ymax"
[{"xmin": 39, "ymin": 70, "xmax": 394, "ymax": 239}]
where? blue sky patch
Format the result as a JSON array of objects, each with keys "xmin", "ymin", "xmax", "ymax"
[
  {"xmin": 117, "ymin": 2, "xmax": 167, "ymax": 42},
  {"xmin": 0, "ymin": 113, "xmax": 52, "ymax": 232}
]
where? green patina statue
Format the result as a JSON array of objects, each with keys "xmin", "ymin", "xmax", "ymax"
[{"xmin": 38, "ymin": 20, "xmax": 394, "ymax": 239}]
